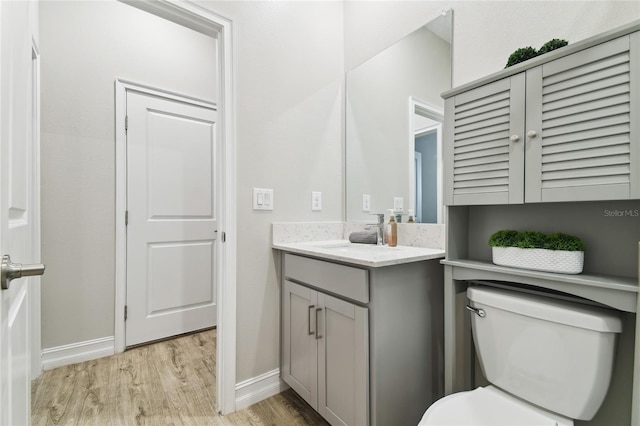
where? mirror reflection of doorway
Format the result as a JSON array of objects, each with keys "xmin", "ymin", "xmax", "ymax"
[
  {"xmin": 415, "ymin": 125, "xmax": 440, "ymax": 223},
  {"xmin": 411, "ymin": 98, "xmax": 443, "ymax": 224}
]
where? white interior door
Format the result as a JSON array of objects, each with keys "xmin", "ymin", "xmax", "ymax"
[
  {"xmin": 0, "ymin": 1, "xmax": 42, "ymax": 424},
  {"xmin": 126, "ymin": 90, "xmax": 218, "ymax": 347}
]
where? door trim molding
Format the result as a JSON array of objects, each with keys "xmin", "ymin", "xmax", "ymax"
[{"xmin": 114, "ymin": 0, "xmax": 236, "ymax": 415}]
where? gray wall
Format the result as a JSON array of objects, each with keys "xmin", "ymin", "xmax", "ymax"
[{"xmin": 40, "ymin": 1, "xmax": 217, "ymax": 348}]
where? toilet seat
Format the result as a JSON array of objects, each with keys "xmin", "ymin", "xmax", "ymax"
[{"xmin": 418, "ymin": 386, "xmax": 573, "ymax": 426}]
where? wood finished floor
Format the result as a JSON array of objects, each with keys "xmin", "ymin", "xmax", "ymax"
[{"xmin": 31, "ymin": 329, "xmax": 328, "ymax": 425}]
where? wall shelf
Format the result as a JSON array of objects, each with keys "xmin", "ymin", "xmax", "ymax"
[{"xmin": 442, "ymin": 259, "xmax": 638, "ymax": 312}]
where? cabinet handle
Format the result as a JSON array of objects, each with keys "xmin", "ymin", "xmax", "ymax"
[
  {"xmin": 308, "ymin": 305, "xmax": 315, "ymax": 335},
  {"xmin": 510, "ymin": 135, "xmax": 520, "ymax": 143},
  {"xmin": 527, "ymin": 130, "xmax": 537, "ymax": 138},
  {"xmin": 315, "ymin": 307, "xmax": 323, "ymax": 340}
]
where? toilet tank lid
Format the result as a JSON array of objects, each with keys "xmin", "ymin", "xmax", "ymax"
[{"xmin": 467, "ymin": 286, "xmax": 622, "ymax": 333}]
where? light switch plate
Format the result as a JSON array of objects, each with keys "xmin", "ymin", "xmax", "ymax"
[
  {"xmin": 362, "ymin": 194, "xmax": 371, "ymax": 212},
  {"xmin": 253, "ymin": 188, "xmax": 273, "ymax": 211},
  {"xmin": 311, "ymin": 191, "xmax": 322, "ymax": 211}
]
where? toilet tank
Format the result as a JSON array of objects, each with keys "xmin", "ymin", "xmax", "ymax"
[{"xmin": 467, "ymin": 286, "xmax": 622, "ymax": 421}]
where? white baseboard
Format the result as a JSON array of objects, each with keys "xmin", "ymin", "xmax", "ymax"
[
  {"xmin": 235, "ymin": 368, "xmax": 289, "ymax": 410},
  {"xmin": 42, "ymin": 336, "xmax": 115, "ymax": 370}
]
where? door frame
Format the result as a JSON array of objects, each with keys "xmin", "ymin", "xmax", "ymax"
[
  {"xmin": 29, "ymin": 36, "xmax": 42, "ymax": 380},
  {"xmin": 113, "ymin": 0, "xmax": 236, "ymax": 415},
  {"xmin": 409, "ymin": 97, "xmax": 443, "ymax": 224}
]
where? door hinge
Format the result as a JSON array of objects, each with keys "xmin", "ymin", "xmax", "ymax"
[
  {"xmin": 222, "ymin": 231, "xmax": 226, "ymax": 243},
  {"xmin": 124, "ymin": 305, "xmax": 128, "ymax": 321},
  {"xmin": 125, "ymin": 115, "xmax": 128, "ymax": 132},
  {"xmin": 125, "ymin": 210, "xmax": 128, "ymax": 226}
]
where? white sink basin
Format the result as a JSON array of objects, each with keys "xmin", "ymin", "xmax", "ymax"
[
  {"xmin": 315, "ymin": 242, "xmax": 405, "ymax": 254},
  {"xmin": 273, "ymin": 239, "xmax": 445, "ymax": 267}
]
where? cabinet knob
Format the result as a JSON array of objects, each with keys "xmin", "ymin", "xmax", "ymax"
[
  {"xmin": 527, "ymin": 130, "xmax": 538, "ymax": 138},
  {"xmin": 510, "ymin": 135, "xmax": 520, "ymax": 143}
]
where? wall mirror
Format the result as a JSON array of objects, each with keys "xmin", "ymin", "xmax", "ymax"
[{"xmin": 345, "ymin": 9, "xmax": 452, "ymax": 223}]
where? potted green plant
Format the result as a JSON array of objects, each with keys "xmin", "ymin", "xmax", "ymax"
[
  {"xmin": 504, "ymin": 38, "xmax": 569, "ymax": 68},
  {"xmin": 488, "ymin": 230, "xmax": 585, "ymax": 274}
]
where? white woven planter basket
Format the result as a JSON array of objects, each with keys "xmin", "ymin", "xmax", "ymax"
[{"xmin": 492, "ymin": 247, "xmax": 584, "ymax": 274}]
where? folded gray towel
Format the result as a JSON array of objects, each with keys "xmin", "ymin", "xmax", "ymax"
[{"xmin": 349, "ymin": 231, "xmax": 378, "ymax": 244}]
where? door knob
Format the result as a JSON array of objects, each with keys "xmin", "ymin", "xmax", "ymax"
[
  {"xmin": 1, "ymin": 254, "xmax": 45, "ymax": 290},
  {"xmin": 527, "ymin": 130, "xmax": 538, "ymax": 138}
]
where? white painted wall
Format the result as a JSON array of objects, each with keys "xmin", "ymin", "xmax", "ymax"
[
  {"xmin": 344, "ymin": 1, "xmax": 640, "ymax": 87},
  {"xmin": 196, "ymin": 1, "xmax": 345, "ymax": 383},
  {"xmin": 40, "ymin": 1, "xmax": 217, "ymax": 349}
]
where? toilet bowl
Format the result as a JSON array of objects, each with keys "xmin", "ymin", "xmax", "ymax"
[
  {"xmin": 419, "ymin": 386, "xmax": 573, "ymax": 426},
  {"xmin": 419, "ymin": 286, "xmax": 622, "ymax": 426}
]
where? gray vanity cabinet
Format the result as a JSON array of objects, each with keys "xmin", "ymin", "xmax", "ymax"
[
  {"xmin": 281, "ymin": 252, "xmax": 444, "ymax": 426},
  {"xmin": 282, "ymin": 279, "xmax": 368, "ymax": 426},
  {"xmin": 444, "ymin": 32, "xmax": 639, "ymax": 206}
]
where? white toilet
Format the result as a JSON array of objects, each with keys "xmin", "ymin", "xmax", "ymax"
[{"xmin": 420, "ymin": 285, "xmax": 622, "ymax": 425}]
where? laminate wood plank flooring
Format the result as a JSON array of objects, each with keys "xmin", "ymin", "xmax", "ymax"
[{"xmin": 31, "ymin": 329, "xmax": 328, "ymax": 425}]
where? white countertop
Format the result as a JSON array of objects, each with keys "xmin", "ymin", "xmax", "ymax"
[{"xmin": 272, "ymin": 239, "xmax": 445, "ymax": 267}]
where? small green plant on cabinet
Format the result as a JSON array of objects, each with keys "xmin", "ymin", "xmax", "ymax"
[
  {"xmin": 538, "ymin": 38, "xmax": 569, "ymax": 54},
  {"xmin": 487, "ymin": 229, "xmax": 519, "ymax": 247},
  {"xmin": 504, "ymin": 38, "xmax": 569, "ymax": 68},
  {"xmin": 488, "ymin": 230, "xmax": 585, "ymax": 252},
  {"xmin": 505, "ymin": 46, "xmax": 538, "ymax": 68},
  {"xmin": 543, "ymin": 232, "xmax": 586, "ymax": 252}
]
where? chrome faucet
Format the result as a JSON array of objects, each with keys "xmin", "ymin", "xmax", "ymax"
[{"xmin": 365, "ymin": 213, "xmax": 386, "ymax": 245}]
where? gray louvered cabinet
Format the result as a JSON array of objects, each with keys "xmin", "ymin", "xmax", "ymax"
[
  {"xmin": 444, "ymin": 32, "xmax": 639, "ymax": 205},
  {"xmin": 443, "ymin": 74, "xmax": 526, "ymax": 205}
]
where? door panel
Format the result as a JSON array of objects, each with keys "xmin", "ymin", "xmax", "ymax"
[
  {"xmin": 147, "ymin": 241, "xmax": 214, "ymax": 313},
  {"xmin": 126, "ymin": 91, "xmax": 217, "ymax": 347},
  {"xmin": 317, "ymin": 293, "xmax": 368, "ymax": 426},
  {"xmin": 282, "ymin": 280, "xmax": 318, "ymax": 409},
  {"xmin": 147, "ymin": 110, "xmax": 214, "ymax": 218},
  {"xmin": 1, "ymin": 0, "xmax": 39, "ymax": 424},
  {"xmin": 526, "ymin": 34, "xmax": 638, "ymax": 202},
  {"xmin": 446, "ymin": 75, "xmax": 526, "ymax": 205}
]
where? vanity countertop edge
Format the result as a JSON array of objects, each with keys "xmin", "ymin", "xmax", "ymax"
[{"xmin": 272, "ymin": 240, "xmax": 445, "ymax": 268}]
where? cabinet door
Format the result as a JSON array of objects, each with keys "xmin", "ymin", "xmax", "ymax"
[
  {"xmin": 282, "ymin": 280, "xmax": 318, "ymax": 409},
  {"xmin": 525, "ymin": 33, "xmax": 640, "ymax": 202},
  {"xmin": 317, "ymin": 293, "xmax": 369, "ymax": 426},
  {"xmin": 444, "ymin": 74, "xmax": 526, "ymax": 205}
]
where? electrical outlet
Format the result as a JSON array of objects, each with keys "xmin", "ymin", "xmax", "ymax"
[
  {"xmin": 312, "ymin": 191, "xmax": 322, "ymax": 211},
  {"xmin": 363, "ymin": 194, "xmax": 371, "ymax": 212},
  {"xmin": 253, "ymin": 188, "xmax": 273, "ymax": 211},
  {"xmin": 394, "ymin": 197, "xmax": 404, "ymax": 211}
]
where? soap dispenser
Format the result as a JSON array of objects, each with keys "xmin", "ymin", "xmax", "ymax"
[
  {"xmin": 407, "ymin": 209, "xmax": 415, "ymax": 223},
  {"xmin": 387, "ymin": 209, "xmax": 397, "ymax": 247}
]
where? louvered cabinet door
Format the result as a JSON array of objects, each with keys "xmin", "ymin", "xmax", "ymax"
[
  {"xmin": 444, "ymin": 75, "xmax": 526, "ymax": 205},
  {"xmin": 525, "ymin": 33, "xmax": 640, "ymax": 202}
]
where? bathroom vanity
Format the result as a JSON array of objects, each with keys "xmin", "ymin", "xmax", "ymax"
[
  {"xmin": 274, "ymin": 240, "xmax": 445, "ymax": 426},
  {"xmin": 441, "ymin": 20, "xmax": 640, "ymax": 425}
]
